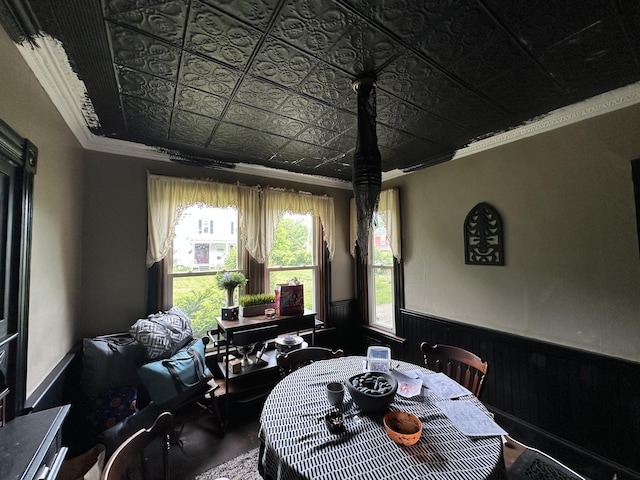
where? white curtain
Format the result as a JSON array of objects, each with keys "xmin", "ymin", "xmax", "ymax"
[
  {"xmin": 237, "ymin": 185, "xmax": 265, "ymax": 263},
  {"xmin": 264, "ymin": 188, "xmax": 335, "ymax": 261},
  {"xmin": 146, "ymin": 173, "xmax": 335, "ymax": 267},
  {"xmin": 147, "ymin": 173, "xmax": 240, "ymax": 266},
  {"xmin": 349, "ymin": 188, "xmax": 401, "ymax": 260}
]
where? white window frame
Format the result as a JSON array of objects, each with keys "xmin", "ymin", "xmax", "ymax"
[
  {"xmin": 367, "ymin": 216, "xmax": 396, "ymax": 333},
  {"xmin": 265, "ymin": 214, "xmax": 319, "ymax": 313},
  {"xmin": 163, "ymin": 205, "xmax": 244, "ymax": 337}
]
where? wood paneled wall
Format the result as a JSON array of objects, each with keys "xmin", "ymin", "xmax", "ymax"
[{"xmin": 352, "ymin": 309, "xmax": 640, "ymax": 480}]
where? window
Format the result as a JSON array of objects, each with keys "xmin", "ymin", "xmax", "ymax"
[
  {"xmin": 165, "ymin": 205, "xmax": 242, "ymax": 338},
  {"xmin": 147, "ymin": 174, "xmax": 336, "ymax": 336},
  {"xmin": 350, "ymin": 188, "xmax": 402, "ymax": 334},
  {"xmin": 266, "ymin": 213, "xmax": 318, "ymax": 312},
  {"xmin": 369, "ymin": 215, "xmax": 395, "ymax": 331}
]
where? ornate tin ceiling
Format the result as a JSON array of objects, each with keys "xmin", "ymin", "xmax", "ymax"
[{"xmin": 2, "ymin": 0, "xmax": 640, "ymax": 181}]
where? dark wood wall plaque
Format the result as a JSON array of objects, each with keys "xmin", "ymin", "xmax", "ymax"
[{"xmin": 464, "ymin": 202, "xmax": 504, "ymax": 265}]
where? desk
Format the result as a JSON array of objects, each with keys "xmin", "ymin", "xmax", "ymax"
[
  {"xmin": 259, "ymin": 357, "xmax": 506, "ymax": 480},
  {"xmin": 217, "ymin": 309, "xmax": 317, "ymax": 345},
  {"xmin": 213, "ymin": 310, "xmax": 317, "ymax": 397}
]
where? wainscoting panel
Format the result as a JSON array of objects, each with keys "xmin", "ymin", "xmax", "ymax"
[
  {"xmin": 328, "ymin": 299, "xmax": 357, "ymax": 351},
  {"xmin": 361, "ymin": 309, "xmax": 640, "ymax": 478}
]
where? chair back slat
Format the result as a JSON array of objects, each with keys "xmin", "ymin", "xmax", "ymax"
[
  {"xmin": 277, "ymin": 347, "xmax": 344, "ymax": 378},
  {"xmin": 420, "ymin": 343, "xmax": 488, "ymax": 398},
  {"xmin": 101, "ymin": 412, "xmax": 173, "ymax": 480}
]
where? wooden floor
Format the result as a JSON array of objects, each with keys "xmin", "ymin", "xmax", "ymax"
[
  {"xmin": 62, "ymin": 398, "xmax": 265, "ymax": 480},
  {"xmin": 168, "ymin": 400, "xmax": 262, "ymax": 479},
  {"xmin": 146, "ymin": 398, "xmax": 263, "ymax": 479}
]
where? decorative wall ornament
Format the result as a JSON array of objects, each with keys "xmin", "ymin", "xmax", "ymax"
[
  {"xmin": 352, "ymin": 77, "xmax": 381, "ymax": 258},
  {"xmin": 464, "ymin": 203, "xmax": 504, "ymax": 266}
]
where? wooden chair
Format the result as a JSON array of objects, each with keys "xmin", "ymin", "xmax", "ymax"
[
  {"xmin": 502, "ymin": 435, "xmax": 587, "ymax": 479},
  {"xmin": 0, "ymin": 388, "xmax": 8, "ymax": 427},
  {"xmin": 277, "ymin": 347, "xmax": 345, "ymax": 378},
  {"xmin": 420, "ymin": 342, "xmax": 488, "ymax": 397},
  {"xmin": 101, "ymin": 411, "xmax": 173, "ymax": 480}
]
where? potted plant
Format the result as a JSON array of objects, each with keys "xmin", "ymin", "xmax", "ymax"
[
  {"xmin": 216, "ymin": 271, "xmax": 248, "ymax": 306},
  {"xmin": 239, "ymin": 292, "xmax": 276, "ymax": 317}
]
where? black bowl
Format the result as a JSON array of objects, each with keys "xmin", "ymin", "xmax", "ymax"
[{"xmin": 345, "ymin": 371, "xmax": 398, "ymax": 413}]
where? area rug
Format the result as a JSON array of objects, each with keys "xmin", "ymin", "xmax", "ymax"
[{"xmin": 193, "ymin": 447, "xmax": 261, "ymax": 480}]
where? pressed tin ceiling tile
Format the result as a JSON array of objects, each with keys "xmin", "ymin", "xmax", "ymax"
[
  {"xmin": 224, "ymin": 103, "xmax": 307, "ymax": 139},
  {"xmin": 211, "ymin": 122, "xmax": 289, "ymax": 156},
  {"xmin": 109, "ymin": 25, "xmax": 182, "ymax": 81},
  {"xmin": 296, "ymin": 125, "xmax": 341, "ymax": 146},
  {"xmin": 186, "ymin": 1, "xmax": 263, "ymax": 68},
  {"xmin": 234, "ymin": 76, "xmax": 290, "ymax": 110},
  {"xmin": 411, "ymin": 2, "xmax": 503, "ymax": 71},
  {"xmin": 170, "ymin": 110, "xmax": 217, "ymax": 146},
  {"xmin": 5, "ymin": 0, "xmax": 639, "ymax": 180},
  {"xmin": 174, "ymin": 85, "xmax": 226, "ymax": 119},
  {"xmin": 105, "ymin": 0, "xmax": 188, "ymax": 46},
  {"xmin": 117, "ymin": 67, "xmax": 176, "ymax": 106},
  {"xmin": 121, "ymin": 96, "xmax": 172, "ymax": 141},
  {"xmin": 275, "ymin": 94, "xmax": 332, "ymax": 124},
  {"xmin": 178, "ymin": 52, "xmax": 241, "ymax": 96},
  {"xmin": 250, "ymin": 36, "xmax": 319, "ymax": 88},
  {"xmin": 313, "ymin": 109, "xmax": 356, "ymax": 134},
  {"xmin": 270, "ymin": 0, "xmax": 353, "ymax": 56},
  {"xmin": 200, "ymin": 0, "xmax": 280, "ymax": 31}
]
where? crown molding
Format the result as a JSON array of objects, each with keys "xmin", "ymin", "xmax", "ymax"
[
  {"xmin": 382, "ymin": 80, "xmax": 640, "ymax": 181},
  {"xmin": 457, "ymin": 80, "xmax": 640, "ymax": 159},
  {"xmin": 16, "ymin": 36, "xmax": 640, "ymax": 188}
]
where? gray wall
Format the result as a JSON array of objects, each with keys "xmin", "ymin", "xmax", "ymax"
[
  {"xmin": 80, "ymin": 151, "xmax": 355, "ymax": 338},
  {"xmin": 385, "ymin": 103, "xmax": 640, "ymax": 363},
  {"xmin": 0, "ymin": 28, "xmax": 84, "ymax": 396}
]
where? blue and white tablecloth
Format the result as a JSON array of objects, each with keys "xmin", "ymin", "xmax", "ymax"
[{"xmin": 258, "ymin": 356, "xmax": 507, "ymax": 480}]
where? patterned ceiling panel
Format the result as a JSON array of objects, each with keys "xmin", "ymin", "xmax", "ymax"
[
  {"xmin": 8, "ymin": 0, "xmax": 640, "ymax": 181},
  {"xmin": 170, "ymin": 110, "xmax": 217, "ymax": 146},
  {"xmin": 174, "ymin": 85, "xmax": 226, "ymax": 119},
  {"xmin": 178, "ymin": 53, "xmax": 241, "ymax": 96},
  {"xmin": 275, "ymin": 94, "xmax": 333, "ymax": 124},
  {"xmin": 117, "ymin": 67, "xmax": 176, "ymax": 106},
  {"xmin": 109, "ymin": 26, "xmax": 182, "ymax": 81},
  {"xmin": 250, "ymin": 36, "xmax": 319, "ymax": 88},
  {"xmin": 234, "ymin": 76, "xmax": 290, "ymax": 110},
  {"xmin": 224, "ymin": 102, "xmax": 306, "ymax": 138},
  {"xmin": 313, "ymin": 109, "xmax": 355, "ymax": 134},
  {"xmin": 212, "ymin": 122, "xmax": 289, "ymax": 157},
  {"xmin": 201, "ymin": 0, "xmax": 280, "ymax": 31},
  {"xmin": 105, "ymin": 0, "xmax": 188, "ymax": 45},
  {"xmin": 376, "ymin": 53, "xmax": 466, "ymax": 111},
  {"xmin": 411, "ymin": 2, "xmax": 504, "ymax": 71},
  {"xmin": 324, "ymin": 133, "xmax": 355, "ymax": 154},
  {"xmin": 186, "ymin": 2, "xmax": 263, "ymax": 68},
  {"xmin": 121, "ymin": 96, "xmax": 172, "ymax": 141}
]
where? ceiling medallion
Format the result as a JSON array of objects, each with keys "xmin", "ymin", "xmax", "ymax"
[{"xmin": 352, "ymin": 77, "xmax": 381, "ymax": 258}]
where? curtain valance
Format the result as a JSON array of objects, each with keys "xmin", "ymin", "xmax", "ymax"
[
  {"xmin": 264, "ymin": 188, "xmax": 335, "ymax": 262},
  {"xmin": 146, "ymin": 173, "xmax": 335, "ymax": 267}
]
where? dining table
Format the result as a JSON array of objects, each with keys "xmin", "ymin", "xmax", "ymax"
[{"xmin": 258, "ymin": 356, "xmax": 508, "ymax": 480}]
